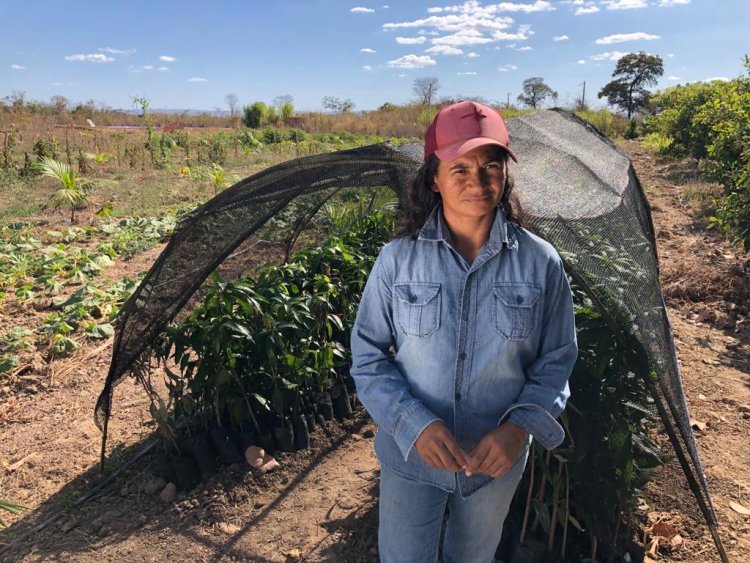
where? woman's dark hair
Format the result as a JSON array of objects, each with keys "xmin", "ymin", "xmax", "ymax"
[{"xmin": 396, "ymin": 147, "xmax": 523, "ymax": 238}]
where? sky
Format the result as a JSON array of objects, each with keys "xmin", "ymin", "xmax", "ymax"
[{"xmin": 2, "ymin": 0, "xmax": 749, "ymax": 113}]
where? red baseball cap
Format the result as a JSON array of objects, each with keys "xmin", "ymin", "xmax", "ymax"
[{"xmin": 423, "ymin": 100, "xmax": 518, "ymax": 163}]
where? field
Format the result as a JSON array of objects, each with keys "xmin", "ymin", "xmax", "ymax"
[{"xmin": 0, "ymin": 110, "xmax": 749, "ymax": 562}]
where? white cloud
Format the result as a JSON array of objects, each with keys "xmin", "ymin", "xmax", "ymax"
[
  {"xmin": 65, "ymin": 53, "xmax": 114, "ymax": 63},
  {"xmin": 426, "ymin": 45, "xmax": 464, "ymax": 55},
  {"xmin": 159, "ymin": 55, "xmax": 176, "ymax": 62},
  {"xmin": 387, "ymin": 54, "xmax": 437, "ymax": 68},
  {"xmin": 98, "ymin": 47, "xmax": 135, "ymax": 55},
  {"xmin": 704, "ymin": 76, "xmax": 728, "ymax": 82},
  {"xmin": 362, "ymin": 65, "xmax": 373, "ymax": 70},
  {"xmin": 667, "ymin": 53, "xmax": 675, "ymax": 58},
  {"xmin": 143, "ymin": 65, "xmax": 154, "ymax": 70},
  {"xmin": 591, "ymin": 51, "xmax": 630, "ymax": 61},
  {"xmin": 396, "ymin": 36, "xmax": 427, "ymax": 44},
  {"xmin": 457, "ymin": 71, "xmax": 477, "ymax": 75},
  {"xmin": 596, "ymin": 32, "xmax": 660, "ymax": 44},
  {"xmin": 659, "ymin": 0, "xmax": 689, "ymax": 5},
  {"xmin": 383, "ymin": 4, "xmax": 389, "ymax": 7},
  {"xmin": 11, "ymin": 64, "xmax": 25, "ymax": 70},
  {"xmin": 493, "ymin": 25, "xmax": 534, "ymax": 41},
  {"xmin": 602, "ymin": 0, "xmax": 647, "ymax": 10},
  {"xmin": 467, "ymin": 51, "xmax": 480, "ymax": 57},
  {"xmin": 351, "ymin": 6, "xmax": 375, "ymax": 13},
  {"xmin": 158, "ymin": 67, "xmax": 169, "ymax": 72},
  {"xmin": 577, "ymin": 59, "xmax": 586, "ymax": 64},
  {"xmin": 498, "ymin": 64, "xmax": 518, "ymax": 71},
  {"xmin": 517, "ymin": 45, "xmax": 532, "ymax": 51},
  {"xmin": 575, "ymin": 5, "xmax": 600, "ymax": 14},
  {"xmin": 667, "ymin": 75, "xmax": 681, "ymax": 80},
  {"xmin": 553, "ymin": 34, "xmax": 569, "ymax": 41},
  {"xmin": 395, "ymin": 73, "xmax": 407, "ymax": 77},
  {"xmin": 188, "ymin": 77, "xmax": 208, "ymax": 82},
  {"xmin": 494, "ymin": 1, "xmax": 554, "ymax": 13},
  {"xmin": 433, "ymin": 29, "xmax": 495, "ymax": 46},
  {"xmin": 360, "ymin": 48, "xmax": 376, "ymax": 53},
  {"xmin": 428, "ymin": 6, "xmax": 444, "ymax": 13}
]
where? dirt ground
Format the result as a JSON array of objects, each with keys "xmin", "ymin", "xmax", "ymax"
[{"xmin": 1, "ymin": 143, "xmax": 749, "ymax": 562}]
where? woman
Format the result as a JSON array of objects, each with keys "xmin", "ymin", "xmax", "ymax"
[{"xmin": 350, "ymin": 101, "xmax": 577, "ymax": 563}]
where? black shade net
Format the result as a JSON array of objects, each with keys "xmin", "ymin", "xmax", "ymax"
[{"xmin": 94, "ymin": 109, "xmax": 726, "ymax": 559}]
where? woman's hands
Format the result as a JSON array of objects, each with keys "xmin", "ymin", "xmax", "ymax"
[
  {"xmin": 414, "ymin": 421, "xmax": 469, "ymax": 473},
  {"xmin": 414, "ymin": 421, "xmax": 529, "ymax": 478}
]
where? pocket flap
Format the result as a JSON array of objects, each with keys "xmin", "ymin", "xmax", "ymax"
[
  {"xmin": 493, "ymin": 283, "xmax": 540, "ymax": 308},
  {"xmin": 394, "ymin": 282, "xmax": 441, "ymax": 306}
]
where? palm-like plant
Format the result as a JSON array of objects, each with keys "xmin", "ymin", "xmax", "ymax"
[{"xmin": 37, "ymin": 157, "xmax": 97, "ymax": 223}]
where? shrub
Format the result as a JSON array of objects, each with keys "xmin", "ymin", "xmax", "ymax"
[
  {"xmin": 242, "ymin": 102, "xmax": 266, "ymax": 128},
  {"xmin": 261, "ymin": 126, "xmax": 284, "ymax": 144},
  {"xmin": 285, "ymin": 128, "xmax": 309, "ymax": 143}
]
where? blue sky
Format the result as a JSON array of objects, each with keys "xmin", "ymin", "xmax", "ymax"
[{"xmin": 3, "ymin": 0, "xmax": 749, "ymax": 112}]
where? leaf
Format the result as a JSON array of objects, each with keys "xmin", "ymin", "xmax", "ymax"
[
  {"xmin": 729, "ymin": 501, "xmax": 750, "ymax": 515},
  {"xmin": 87, "ymin": 323, "xmax": 115, "ymax": 339},
  {"xmin": 532, "ymin": 499, "xmax": 551, "ymax": 534}
]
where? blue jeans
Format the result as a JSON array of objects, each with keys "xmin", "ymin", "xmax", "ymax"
[{"xmin": 378, "ymin": 447, "xmax": 528, "ymax": 563}]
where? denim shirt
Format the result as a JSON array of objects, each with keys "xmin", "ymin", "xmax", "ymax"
[{"xmin": 350, "ymin": 205, "xmax": 577, "ymax": 496}]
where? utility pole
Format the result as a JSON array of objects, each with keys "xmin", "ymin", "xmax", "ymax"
[
  {"xmin": 506, "ymin": 92, "xmax": 511, "ymax": 108},
  {"xmin": 581, "ymin": 81, "xmax": 586, "ymax": 110}
]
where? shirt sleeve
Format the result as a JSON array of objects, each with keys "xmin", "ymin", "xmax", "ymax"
[
  {"xmin": 500, "ymin": 254, "xmax": 577, "ymax": 450},
  {"xmin": 350, "ymin": 249, "xmax": 440, "ymax": 460}
]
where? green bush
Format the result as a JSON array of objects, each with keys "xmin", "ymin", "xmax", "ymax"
[
  {"xmin": 242, "ymin": 101, "xmax": 266, "ymax": 128},
  {"xmin": 261, "ymin": 126, "xmax": 284, "ymax": 144},
  {"xmin": 285, "ymin": 128, "xmax": 309, "ymax": 142}
]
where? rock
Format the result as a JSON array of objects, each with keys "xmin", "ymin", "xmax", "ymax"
[
  {"xmin": 119, "ymin": 485, "xmax": 129, "ymax": 497},
  {"xmin": 145, "ymin": 477, "xmax": 167, "ymax": 495},
  {"xmin": 697, "ymin": 309, "xmax": 717, "ymax": 323},
  {"xmin": 259, "ymin": 456, "xmax": 280, "ymax": 473},
  {"xmin": 97, "ymin": 525, "xmax": 111, "ymax": 537},
  {"xmin": 160, "ymin": 483, "xmax": 178, "ymax": 503},
  {"xmin": 362, "ymin": 428, "xmax": 375, "ymax": 439},
  {"xmin": 738, "ymin": 405, "xmax": 750, "ymax": 413},
  {"xmin": 244, "ymin": 446, "xmax": 266, "ymax": 468},
  {"xmin": 91, "ymin": 509, "xmax": 121, "ymax": 532},
  {"xmin": 60, "ymin": 513, "xmax": 79, "ymax": 533},
  {"xmin": 217, "ymin": 522, "xmax": 240, "ymax": 535},
  {"xmin": 285, "ymin": 547, "xmax": 301, "ymax": 560}
]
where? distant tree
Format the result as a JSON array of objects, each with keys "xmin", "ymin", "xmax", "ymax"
[
  {"xmin": 225, "ymin": 93, "xmax": 239, "ymax": 120},
  {"xmin": 322, "ymin": 96, "xmax": 355, "ymax": 113},
  {"xmin": 3, "ymin": 90, "xmax": 26, "ymax": 112},
  {"xmin": 378, "ymin": 102, "xmax": 397, "ymax": 112},
  {"xmin": 517, "ymin": 77, "xmax": 557, "ymax": 109},
  {"xmin": 598, "ymin": 52, "xmax": 664, "ymax": 119},
  {"xmin": 273, "ymin": 94, "xmax": 294, "ymax": 108},
  {"xmin": 413, "ymin": 77, "xmax": 441, "ymax": 105},
  {"xmin": 242, "ymin": 101, "xmax": 266, "ymax": 128},
  {"xmin": 50, "ymin": 95, "xmax": 69, "ymax": 115}
]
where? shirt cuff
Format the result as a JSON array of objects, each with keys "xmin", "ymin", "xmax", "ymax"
[
  {"xmin": 503, "ymin": 404, "xmax": 565, "ymax": 450},
  {"xmin": 393, "ymin": 402, "xmax": 441, "ymax": 461}
]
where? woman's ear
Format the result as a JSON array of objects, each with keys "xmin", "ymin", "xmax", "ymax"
[{"xmin": 431, "ymin": 181, "xmax": 440, "ymax": 193}]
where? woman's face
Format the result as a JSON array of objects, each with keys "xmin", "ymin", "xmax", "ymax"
[{"xmin": 432, "ymin": 144, "xmax": 506, "ymax": 224}]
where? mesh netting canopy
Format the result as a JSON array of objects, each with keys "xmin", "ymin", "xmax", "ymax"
[{"xmin": 94, "ymin": 109, "xmax": 725, "ymax": 559}]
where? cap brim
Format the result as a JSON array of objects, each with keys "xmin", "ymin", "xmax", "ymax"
[{"xmin": 434, "ymin": 137, "xmax": 518, "ymax": 163}]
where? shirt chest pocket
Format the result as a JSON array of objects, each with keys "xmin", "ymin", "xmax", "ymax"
[
  {"xmin": 394, "ymin": 282, "xmax": 441, "ymax": 337},
  {"xmin": 493, "ymin": 282, "xmax": 541, "ymax": 341}
]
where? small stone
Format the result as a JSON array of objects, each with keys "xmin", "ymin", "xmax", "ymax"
[
  {"xmin": 697, "ymin": 394, "xmax": 707, "ymax": 401},
  {"xmin": 145, "ymin": 477, "xmax": 167, "ymax": 495},
  {"xmin": 159, "ymin": 483, "xmax": 177, "ymax": 503},
  {"xmin": 197, "ymin": 508, "xmax": 210, "ymax": 521},
  {"xmin": 119, "ymin": 485, "xmax": 129, "ymax": 497},
  {"xmin": 286, "ymin": 547, "xmax": 301, "ymax": 560},
  {"xmin": 259, "ymin": 456, "xmax": 280, "ymax": 473},
  {"xmin": 743, "ymin": 413, "xmax": 750, "ymax": 420},
  {"xmin": 60, "ymin": 513, "xmax": 78, "ymax": 533},
  {"xmin": 350, "ymin": 433, "xmax": 363, "ymax": 441},
  {"xmin": 97, "ymin": 525, "xmax": 111, "ymax": 537},
  {"xmin": 244, "ymin": 446, "xmax": 266, "ymax": 468},
  {"xmin": 217, "ymin": 522, "xmax": 240, "ymax": 535},
  {"xmin": 362, "ymin": 428, "xmax": 375, "ymax": 439}
]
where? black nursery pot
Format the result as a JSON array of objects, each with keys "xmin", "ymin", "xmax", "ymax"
[
  {"xmin": 210, "ymin": 425, "xmax": 244, "ymax": 465},
  {"xmin": 171, "ymin": 453, "xmax": 202, "ymax": 491},
  {"xmin": 331, "ymin": 383, "xmax": 353, "ymax": 420},
  {"xmin": 257, "ymin": 432, "xmax": 276, "ymax": 453},
  {"xmin": 273, "ymin": 418, "xmax": 295, "ymax": 452},
  {"xmin": 182, "ymin": 432, "xmax": 217, "ymax": 480},
  {"xmin": 305, "ymin": 412, "xmax": 317, "ymax": 432},
  {"xmin": 317, "ymin": 392, "xmax": 334, "ymax": 421},
  {"xmin": 292, "ymin": 414, "xmax": 310, "ymax": 450},
  {"xmin": 157, "ymin": 448, "xmax": 178, "ymax": 484}
]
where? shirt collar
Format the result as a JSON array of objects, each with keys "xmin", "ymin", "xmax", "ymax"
[{"xmin": 417, "ymin": 204, "xmax": 516, "ymax": 250}]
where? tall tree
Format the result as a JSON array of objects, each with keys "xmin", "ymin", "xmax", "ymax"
[
  {"xmin": 517, "ymin": 77, "xmax": 557, "ymax": 109},
  {"xmin": 598, "ymin": 52, "xmax": 664, "ymax": 119},
  {"xmin": 225, "ymin": 93, "xmax": 239, "ymax": 119},
  {"xmin": 413, "ymin": 77, "xmax": 441, "ymax": 105},
  {"xmin": 322, "ymin": 96, "xmax": 355, "ymax": 113}
]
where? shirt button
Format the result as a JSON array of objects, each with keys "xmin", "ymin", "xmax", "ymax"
[
  {"xmin": 455, "ymin": 393, "xmax": 462, "ymax": 401},
  {"xmin": 409, "ymin": 295, "xmax": 417, "ymax": 303},
  {"xmin": 458, "ymin": 352, "xmax": 466, "ymax": 360},
  {"xmin": 516, "ymin": 295, "xmax": 523, "ymax": 304}
]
